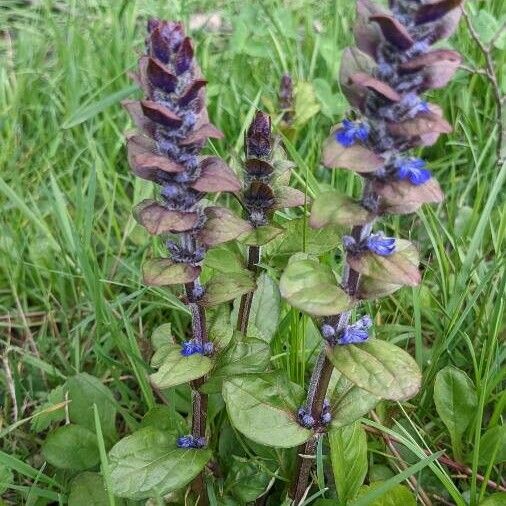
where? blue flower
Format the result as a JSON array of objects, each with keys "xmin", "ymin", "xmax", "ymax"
[
  {"xmin": 181, "ymin": 340, "xmax": 214, "ymax": 357},
  {"xmin": 394, "ymin": 157, "xmax": 432, "ymax": 186},
  {"xmin": 338, "ymin": 315, "xmax": 373, "ymax": 345},
  {"xmin": 366, "ymin": 233, "xmax": 396, "ymax": 256},
  {"xmin": 297, "ymin": 407, "xmax": 316, "ymax": 429},
  {"xmin": 321, "ymin": 324, "xmax": 336, "ymax": 339},
  {"xmin": 401, "ymin": 93, "xmax": 430, "ymax": 118},
  {"xmin": 177, "ymin": 435, "xmax": 206, "ymax": 449},
  {"xmin": 335, "ymin": 119, "xmax": 370, "ymax": 147}
]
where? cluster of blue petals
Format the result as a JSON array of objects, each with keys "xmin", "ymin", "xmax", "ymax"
[
  {"xmin": 366, "ymin": 233, "xmax": 396, "ymax": 256},
  {"xmin": 335, "ymin": 119, "xmax": 370, "ymax": 147},
  {"xmin": 322, "ymin": 315, "xmax": 373, "ymax": 346},
  {"xmin": 177, "ymin": 435, "xmax": 207, "ymax": 449},
  {"xmin": 297, "ymin": 399, "xmax": 332, "ymax": 429},
  {"xmin": 181, "ymin": 340, "xmax": 214, "ymax": 357},
  {"xmin": 394, "ymin": 157, "xmax": 431, "ymax": 186}
]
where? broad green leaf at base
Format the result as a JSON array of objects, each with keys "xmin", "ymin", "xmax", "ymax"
[{"xmin": 109, "ymin": 427, "xmax": 211, "ymax": 500}]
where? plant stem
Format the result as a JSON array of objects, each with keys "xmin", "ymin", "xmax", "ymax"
[
  {"xmin": 237, "ymin": 245, "xmax": 260, "ymax": 333},
  {"xmin": 290, "ymin": 187, "xmax": 376, "ymax": 504},
  {"xmin": 185, "ymin": 281, "xmax": 209, "ymax": 506}
]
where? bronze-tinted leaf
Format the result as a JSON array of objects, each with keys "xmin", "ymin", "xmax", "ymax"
[
  {"xmin": 310, "ymin": 191, "xmax": 374, "ymax": 229},
  {"xmin": 370, "ymin": 14, "xmax": 415, "ymax": 50},
  {"xmin": 388, "ymin": 108, "xmax": 452, "ymax": 139},
  {"xmin": 322, "ymin": 131, "xmax": 384, "ymax": 172},
  {"xmin": 354, "ymin": 0, "xmax": 384, "ymax": 60},
  {"xmin": 198, "ymin": 207, "xmax": 252, "ymax": 246},
  {"xmin": 374, "ymin": 178, "xmax": 444, "ymax": 214},
  {"xmin": 415, "ymin": 0, "xmax": 462, "ymax": 25},
  {"xmin": 348, "ymin": 72, "xmax": 401, "ymax": 102},
  {"xmin": 245, "ymin": 159, "xmax": 275, "ymax": 178},
  {"xmin": 127, "ymin": 134, "xmax": 185, "ymax": 181},
  {"xmin": 431, "ymin": 6, "xmax": 462, "ymax": 41},
  {"xmin": 133, "ymin": 200, "xmax": 199, "ymax": 234},
  {"xmin": 191, "ymin": 157, "xmax": 241, "ymax": 193},
  {"xmin": 347, "ymin": 239, "xmax": 421, "ymax": 287},
  {"xmin": 244, "ymin": 181, "xmax": 276, "ymax": 210},
  {"xmin": 176, "ymin": 37, "xmax": 194, "ymax": 74},
  {"xmin": 146, "ymin": 57, "xmax": 178, "ymax": 93},
  {"xmin": 179, "ymin": 79, "xmax": 207, "ymax": 106},
  {"xmin": 123, "ymin": 100, "xmax": 154, "ymax": 134},
  {"xmin": 340, "ymin": 48, "xmax": 377, "ymax": 108},
  {"xmin": 140, "ymin": 100, "xmax": 182, "ymax": 128},
  {"xmin": 357, "ymin": 275, "xmax": 402, "ymax": 300},
  {"xmin": 399, "ymin": 50, "xmax": 461, "ymax": 90},
  {"xmin": 273, "ymin": 187, "xmax": 308, "ymax": 209},
  {"xmin": 143, "ymin": 259, "xmax": 201, "ymax": 286},
  {"xmin": 180, "ymin": 123, "xmax": 223, "ymax": 146}
]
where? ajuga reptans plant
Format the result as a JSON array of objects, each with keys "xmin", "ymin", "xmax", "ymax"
[
  {"xmin": 216, "ymin": 0, "xmax": 463, "ymax": 503},
  {"xmin": 107, "ymin": 20, "xmax": 255, "ymax": 502},
  {"xmin": 237, "ymin": 110, "xmax": 305, "ymax": 334}
]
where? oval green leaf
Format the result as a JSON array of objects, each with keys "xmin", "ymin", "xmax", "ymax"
[
  {"xmin": 150, "ymin": 344, "xmax": 214, "ymax": 389},
  {"xmin": 42, "ymin": 424, "xmax": 100, "ymax": 470},
  {"xmin": 109, "ymin": 427, "xmax": 211, "ymax": 500},
  {"xmin": 201, "ymin": 271, "xmax": 256, "ymax": 308},
  {"xmin": 280, "ymin": 255, "xmax": 353, "ymax": 316},
  {"xmin": 326, "ymin": 339, "xmax": 421, "ymax": 401},
  {"xmin": 222, "ymin": 373, "xmax": 312, "ymax": 448},
  {"xmin": 310, "ymin": 190, "xmax": 374, "ymax": 229}
]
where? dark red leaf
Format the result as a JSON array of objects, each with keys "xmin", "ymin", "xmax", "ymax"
[
  {"xmin": 191, "ymin": 157, "xmax": 241, "ymax": 192},
  {"xmin": 348, "ymin": 72, "xmax": 401, "ymax": 102},
  {"xmin": 146, "ymin": 57, "xmax": 178, "ymax": 93},
  {"xmin": 416, "ymin": 0, "xmax": 462, "ymax": 24},
  {"xmin": 370, "ymin": 14, "xmax": 415, "ymax": 50},
  {"xmin": 179, "ymin": 79, "xmax": 207, "ymax": 106},
  {"xmin": 176, "ymin": 37, "xmax": 194, "ymax": 74},
  {"xmin": 245, "ymin": 159, "xmax": 275, "ymax": 178},
  {"xmin": 140, "ymin": 100, "xmax": 182, "ymax": 128}
]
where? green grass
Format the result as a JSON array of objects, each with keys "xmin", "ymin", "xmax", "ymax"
[{"xmin": 0, "ymin": 0, "xmax": 504, "ymax": 504}]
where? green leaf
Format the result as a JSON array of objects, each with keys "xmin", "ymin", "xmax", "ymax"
[
  {"xmin": 266, "ymin": 218, "xmax": 343, "ymax": 257},
  {"xmin": 204, "ymin": 247, "xmax": 245, "ymax": 274},
  {"xmin": 354, "ymin": 483, "xmax": 416, "ymax": 506},
  {"xmin": 434, "ymin": 366, "xmax": 477, "ymax": 460},
  {"xmin": 201, "ymin": 335, "xmax": 270, "ymax": 394},
  {"xmin": 280, "ymin": 255, "xmax": 353, "ymax": 316},
  {"xmin": 139, "ymin": 406, "xmax": 187, "ymax": 434},
  {"xmin": 143, "ymin": 258, "xmax": 201, "ymax": 286},
  {"xmin": 480, "ymin": 493, "xmax": 506, "ymax": 506},
  {"xmin": 151, "ymin": 323, "xmax": 173, "ymax": 350},
  {"xmin": 310, "ymin": 191, "xmax": 374, "ymax": 229},
  {"xmin": 239, "ymin": 224, "xmax": 284, "ymax": 246},
  {"xmin": 66, "ymin": 373, "xmax": 117, "ymax": 442},
  {"xmin": 477, "ymin": 425, "xmax": 506, "ymax": 466},
  {"xmin": 109, "ymin": 427, "xmax": 212, "ymax": 500},
  {"xmin": 201, "ymin": 271, "xmax": 256, "ymax": 308},
  {"xmin": 331, "ymin": 373, "xmax": 379, "ymax": 429},
  {"xmin": 150, "ymin": 344, "xmax": 214, "ymax": 389},
  {"xmin": 326, "ymin": 340, "xmax": 421, "ymax": 401},
  {"xmin": 222, "ymin": 373, "xmax": 312, "ymax": 448},
  {"xmin": 246, "ymin": 273, "xmax": 281, "ymax": 343},
  {"xmin": 42, "ymin": 424, "xmax": 100, "ymax": 470},
  {"xmin": 357, "ymin": 275, "xmax": 402, "ymax": 300},
  {"xmin": 31, "ymin": 385, "xmax": 66, "ymax": 432},
  {"xmin": 472, "ymin": 10, "xmax": 506, "ymax": 48},
  {"xmin": 224, "ymin": 457, "xmax": 271, "ymax": 503},
  {"xmin": 293, "ymin": 81, "xmax": 320, "ymax": 128},
  {"xmin": 68, "ymin": 472, "xmax": 112, "ymax": 506},
  {"xmin": 0, "ymin": 465, "xmax": 13, "ymax": 495},
  {"xmin": 347, "ymin": 239, "xmax": 421, "ymax": 287},
  {"xmin": 329, "ymin": 422, "xmax": 368, "ymax": 503},
  {"xmin": 208, "ymin": 305, "xmax": 234, "ymax": 349}
]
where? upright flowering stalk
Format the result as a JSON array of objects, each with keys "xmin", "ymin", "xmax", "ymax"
[
  {"xmin": 115, "ymin": 19, "xmax": 253, "ymax": 502},
  {"xmin": 280, "ymin": 0, "xmax": 463, "ymax": 501},
  {"xmin": 236, "ymin": 111, "xmax": 306, "ymax": 333}
]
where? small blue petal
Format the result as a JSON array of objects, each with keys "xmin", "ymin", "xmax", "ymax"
[
  {"xmin": 366, "ymin": 233, "xmax": 396, "ymax": 256},
  {"xmin": 177, "ymin": 436, "xmax": 193, "ymax": 448},
  {"xmin": 335, "ymin": 119, "xmax": 370, "ymax": 147},
  {"xmin": 321, "ymin": 324, "xmax": 336, "ymax": 339},
  {"xmin": 203, "ymin": 342, "xmax": 214, "ymax": 356},
  {"xmin": 394, "ymin": 157, "xmax": 432, "ymax": 186},
  {"xmin": 321, "ymin": 412, "xmax": 332, "ymax": 424}
]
